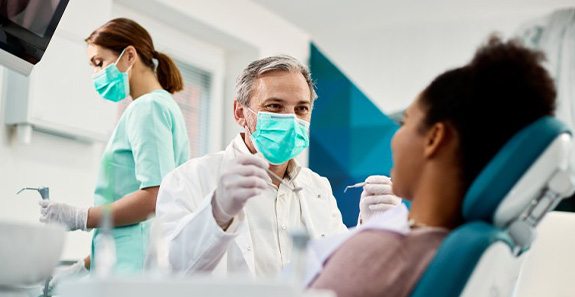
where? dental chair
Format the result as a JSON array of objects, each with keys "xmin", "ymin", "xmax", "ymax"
[{"xmin": 410, "ymin": 116, "xmax": 575, "ymax": 297}]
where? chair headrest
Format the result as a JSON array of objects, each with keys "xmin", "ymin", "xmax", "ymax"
[{"xmin": 462, "ymin": 116, "xmax": 571, "ymax": 225}]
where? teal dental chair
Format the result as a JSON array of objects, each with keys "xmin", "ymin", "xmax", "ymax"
[{"xmin": 410, "ymin": 116, "xmax": 575, "ymax": 297}]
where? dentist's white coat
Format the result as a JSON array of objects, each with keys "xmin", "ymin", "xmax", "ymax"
[{"xmin": 156, "ymin": 135, "xmax": 348, "ymax": 276}]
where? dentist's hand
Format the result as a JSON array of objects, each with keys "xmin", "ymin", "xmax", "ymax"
[
  {"xmin": 212, "ymin": 154, "xmax": 270, "ymax": 229},
  {"xmin": 359, "ymin": 175, "xmax": 402, "ymax": 223},
  {"xmin": 39, "ymin": 201, "xmax": 89, "ymax": 231}
]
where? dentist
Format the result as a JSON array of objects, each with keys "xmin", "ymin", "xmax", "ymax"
[{"xmin": 157, "ymin": 55, "xmax": 399, "ymax": 278}]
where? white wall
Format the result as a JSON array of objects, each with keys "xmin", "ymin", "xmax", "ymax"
[
  {"xmin": 324, "ymin": 20, "xmax": 549, "ymax": 113},
  {"xmin": 313, "ymin": 19, "xmax": 528, "ymax": 112},
  {"xmin": 324, "ymin": 5, "xmax": 565, "ymax": 112},
  {"xmin": 253, "ymin": 0, "xmax": 574, "ymax": 113},
  {"xmin": 0, "ymin": 0, "xmax": 310, "ymax": 261}
]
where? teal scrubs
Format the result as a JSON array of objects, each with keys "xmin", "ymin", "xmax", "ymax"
[{"xmin": 91, "ymin": 89, "xmax": 189, "ymax": 274}]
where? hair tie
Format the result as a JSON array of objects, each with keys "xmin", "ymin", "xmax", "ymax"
[{"xmin": 152, "ymin": 50, "xmax": 159, "ymax": 59}]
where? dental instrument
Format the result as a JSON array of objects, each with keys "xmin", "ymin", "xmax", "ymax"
[
  {"xmin": 16, "ymin": 187, "xmax": 50, "ymax": 200},
  {"xmin": 344, "ymin": 182, "xmax": 366, "ymax": 193}
]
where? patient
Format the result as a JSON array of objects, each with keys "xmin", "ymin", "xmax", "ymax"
[{"xmin": 309, "ymin": 36, "xmax": 557, "ymax": 297}]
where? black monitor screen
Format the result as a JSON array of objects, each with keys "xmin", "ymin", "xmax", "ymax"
[{"xmin": 0, "ymin": 0, "xmax": 69, "ymax": 64}]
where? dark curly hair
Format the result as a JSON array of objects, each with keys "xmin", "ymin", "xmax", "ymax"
[{"xmin": 419, "ymin": 35, "xmax": 556, "ymax": 190}]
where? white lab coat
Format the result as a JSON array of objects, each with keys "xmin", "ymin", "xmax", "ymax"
[{"xmin": 156, "ymin": 135, "xmax": 348, "ymax": 276}]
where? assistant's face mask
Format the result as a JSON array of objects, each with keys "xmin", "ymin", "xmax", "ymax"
[
  {"xmin": 246, "ymin": 107, "xmax": 310, "ymax": 165},
  {"xmin": 92, "ymin": 48, "xmax": 132, "ymax": 102}
]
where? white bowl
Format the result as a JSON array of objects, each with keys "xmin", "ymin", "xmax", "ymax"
[{"xmin": 0, "ymin": 221, "xmax": 66, "ymax": 286}]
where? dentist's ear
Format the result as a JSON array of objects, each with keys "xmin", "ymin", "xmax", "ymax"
[{"xmin": 233, "ymin": 99, "xmax": 247, "ymax": 127}]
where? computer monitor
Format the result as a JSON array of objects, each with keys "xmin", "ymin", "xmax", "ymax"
[{"xmin": 0, "ymin": 0, "xmax": 69, "ymax": 75}]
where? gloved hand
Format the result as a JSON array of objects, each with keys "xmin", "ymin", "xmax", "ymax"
[
  {"xmin": 359, "ymin": 175, "xmax": 402, "ymax": 223},
  {"xmin": 48, "ymin": 259, "xmax": 88, "ymax": 292},
  {"xmin": 212, "ymin": 154, "xmax": 270, "ymax": 227},
  {"xmin": 39, "ymin": 201, "xmax": 89, "ymax": 231}
]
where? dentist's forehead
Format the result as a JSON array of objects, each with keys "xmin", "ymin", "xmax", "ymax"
[{"xmin": 251, "ymin": 71, "xmax": 312, "ymax": 103}]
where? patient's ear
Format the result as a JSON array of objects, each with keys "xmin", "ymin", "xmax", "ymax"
[
  {"xmin": 424, "ymin": 122, "xmax": 453, "ymax": 158},
  {"xmin": 233, "ymin": 100, "xmax": 246, "ymax": 127}
]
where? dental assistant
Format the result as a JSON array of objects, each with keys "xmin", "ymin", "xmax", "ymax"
[{"xmin": 38, "ymin": 18, "xmax": 190, "ymax": 275}]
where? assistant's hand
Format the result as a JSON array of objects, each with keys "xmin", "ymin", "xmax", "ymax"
[
  {"xmin": 359, "ymin": 175, "xmax": 402, "ymax": 223},
  {"xmin": 39, "ymin": 200, "xmax": 89, "ymax": 231},
  {"xmin": 212, "ymin": 154, "xmax": 270, "ymax": 228}
]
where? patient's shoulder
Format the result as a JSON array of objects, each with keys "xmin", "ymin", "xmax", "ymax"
[
  {"xmin": 311, "ymin": 229, "xmax": 449, "ymax": 297},
  {"xmin": 403, "ymin": 227, "xmax": 449, "ymax": 253},
  {"xmin": 338, "ymin": 228, "xmax": 447, "ymax": 255},
  {"xmin": 331, "ymin": 228, "xmax": 448, "ymax": 260},
  {"xmin": 351, "ymin": 229, "xmax": 405, "ymax": 251}
]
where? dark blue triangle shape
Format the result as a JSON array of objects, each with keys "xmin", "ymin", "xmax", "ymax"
[{"xmin": 309, "ymin": 43, "xmax": 399, "ymax": 226}]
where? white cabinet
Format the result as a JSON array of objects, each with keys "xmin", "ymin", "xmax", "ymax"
[{"xmin": 4, "ymin": 0, "xmax": 116, "ymax": 143}]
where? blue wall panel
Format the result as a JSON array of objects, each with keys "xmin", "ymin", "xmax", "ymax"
[{"xmin": 309, "ymin": 43, "xmax": 399, "ymax": 226}]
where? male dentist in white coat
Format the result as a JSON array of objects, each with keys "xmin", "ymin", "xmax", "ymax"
[{"xmin": 156, "ymin": 55, "xmax": 399, "ymax": 278}]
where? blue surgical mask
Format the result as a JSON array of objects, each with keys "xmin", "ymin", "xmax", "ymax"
[
  {"xmin": 92, "ymin": 48, "xmax": 132, "ymax": 102},
  {"xmin": 246, "ymin": 107, "xmax": 310, "ymax": 165}
]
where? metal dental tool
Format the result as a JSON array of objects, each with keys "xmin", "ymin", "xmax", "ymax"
[
  {"xmin": 16, "ymin": 187, "xmax": 50, "ymax": 200},
  {"xmin": 233, "ymin": 147, "xmax": 303, "ymax": 193},
  {"xmin": 344, "ymin": 182, "xmax": 366, "ymax": 193},
  {"xmin": 344, "ymin": 176, "xmax": 393, "ymax": 193}
]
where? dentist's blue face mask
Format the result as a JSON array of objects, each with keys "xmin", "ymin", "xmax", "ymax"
[
  {"xmin": 246, "ymin": 107, "xmax": 310, "ymax": 165},
  {"xmin": 92, "ymin": 48, "xmax": 132, "ymax": 102}
]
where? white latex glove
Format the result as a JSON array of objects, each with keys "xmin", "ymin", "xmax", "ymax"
[
  {"xmin": 48, "ymin": 259, "xmax": 88, "ymax": 291},
  {"xmin": 359, "ymin": 175, "xmax": 402, "ymax": 223},
  {"xmin": 39, "ymin": 200, "xmax": 88, "ymax": 231},
  {"xmin": 212, "ymin": 154, "xmax": 270, "ymax": 227}
]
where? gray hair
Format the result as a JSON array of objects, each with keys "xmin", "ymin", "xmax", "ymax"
[{"xmin": 235, "ymin": 55, "xmax": 317, "ymax": 106}]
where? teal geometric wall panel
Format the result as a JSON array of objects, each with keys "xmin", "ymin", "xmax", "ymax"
[{"xmin": 309, "ymin": 43, "xmax": 399, "ymax": 227}]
